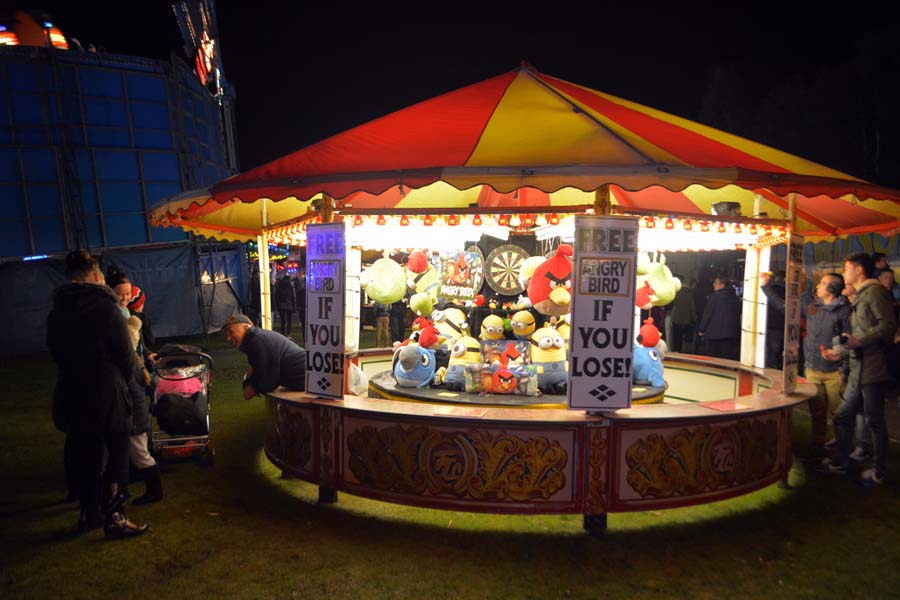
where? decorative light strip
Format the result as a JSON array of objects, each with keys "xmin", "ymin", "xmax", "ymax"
[{"xmin": 269, "ymin": 213, "xmax": 787, "ymax": 253}]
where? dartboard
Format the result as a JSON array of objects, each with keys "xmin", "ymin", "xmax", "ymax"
[{"xmin": 485, "ymin": 244, "xmax": 529, "ymax": 295}]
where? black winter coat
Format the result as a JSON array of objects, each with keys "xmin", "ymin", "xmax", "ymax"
[
  {"xmin": 47, "ymin": 283, "xmax": 134, "ymax": 433},
  {"xmin": 128, "ymin": 357, "xmax": 152, "ymax": 434},
  {"xmin": 698, "ymin": 288, "xmax": 741, "ymax": 341}
]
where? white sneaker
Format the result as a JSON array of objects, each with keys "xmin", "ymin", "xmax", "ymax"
[
  {"xmin": 848, "ymin": 447, "xmax": 871, "ymax": 462},
  {"xmin": 857, "ymin": 468, "xmax": 885, "ymax": 486}
]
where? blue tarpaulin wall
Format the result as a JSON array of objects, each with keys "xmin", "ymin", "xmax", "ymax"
[
  {"xmin": 196, "ymin": 245, "xmax": 250, "ymax": 333},
  {"xmin": 1, "ymin": 245, "xmax": 200, "ymax": 355},
  {"xmin": 104, "ymin": 245, "xmax": 200, "ymax": 340}
]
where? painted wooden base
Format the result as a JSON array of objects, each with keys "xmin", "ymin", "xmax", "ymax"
[{"xmin": 265, "ymin": 354, "xmax": 812, "ymax": 533}]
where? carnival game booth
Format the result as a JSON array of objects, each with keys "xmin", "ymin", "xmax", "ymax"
[{"xmin": 151, "ymin": 64, "xmax": 900, "ymax": 533}]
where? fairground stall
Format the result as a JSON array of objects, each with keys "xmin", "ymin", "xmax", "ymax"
[{"xmin": 151, "ymin": 64, "xmax": 900, "ymax": 533}]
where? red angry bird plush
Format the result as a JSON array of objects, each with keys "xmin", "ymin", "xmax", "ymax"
[
  {"xmin": 410, "ymin": 316, "xmax": 433, "ymax": 332},
  {"xmin": 406, "ymin": 250, "xmax": 428, "ymax": 274},
  {"xmin": 527, "ymin": 244, "xmax": 573, "ymax": 317},
  {"xmin": 634, "ymin": 280, "xmax": 654, "ymax": 311},
  {"xmin": 491, "ymin": 368, "xmax": 518, "ymax": 393},
  {"xmin": 637, "ymin": 317, "xmax": 661, "ymax": 348},
  {"xmin": 416, "ymin": 325, "xmax": 445, "ymax": 350}
]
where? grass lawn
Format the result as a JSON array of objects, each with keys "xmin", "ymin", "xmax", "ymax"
[{"xmin": 2, "ymin": 327, "xmax": 900, "ymax": 599}]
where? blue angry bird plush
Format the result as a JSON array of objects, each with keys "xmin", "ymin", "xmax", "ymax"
[
  {"xmin": 392, "ymin": 345, "xmax": 437, "ymax": 388},
  {"xmin": 633, "ymin": 344, "xmax": 665, "ymax": 387}
]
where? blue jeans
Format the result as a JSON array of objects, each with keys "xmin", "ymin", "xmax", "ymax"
[{"xmin": 834, "ymin": 380, "xmax": 888, "ymax": 476}]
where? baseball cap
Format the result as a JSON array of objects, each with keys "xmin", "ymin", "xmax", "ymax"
[{"xmin": 221, "ymin": 314, "xmax": 252, "ymax": 331}]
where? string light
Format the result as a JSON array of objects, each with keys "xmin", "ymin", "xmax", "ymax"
[
  {"xmin": 521, "ymin": 214, "xmax": 535, "ymax": 227},
  {"xmin": 548, "ymin": 213, "xmax": 559, "ymax": 225},
  {"xmin": 645, "ymin": 216, "xmax": 656, "ymax": 229},
  {"xmin": 376, "ymin": 214, "xmax": 386, "ymax": 226},
  {"xmin": 353, "ymin": 215, "xmax": 364, "ymax": 227},
  {"xmin": 665, "ymin": 218, "xmax": 674, "ymax": 230},
  {"xmin": 399, "ymin": 215, "xmax": 410, "ymax": 226},
  {"xmin": 683, "ymin": 219, "xmax": 693, "ymax": 231},
  {"xmin": 700, "ymin": 221, "xmax": 710, "ymax": 232},
  {"xmin": 447, "ymin": 214, "xmax": 459, "ymax": 226},
  {"xmin": 734, "ymin": 223, "xmax": 742, "ymax": 234},
  {"xmin": 749, "ymin": 224, "xmax": 758, "ymax": 235},
  {"xmin": 423, "ymin": 215, "xmax": 433, "ymax": 226},
  {"xmin": 717, "ymin": 222, "xmax": 726, "ymax": 233},
  {"xmin": 472, "ymin": 214, "xmax": 482, "ymax": 226},
  {"xmin": 498, "ymin": 214, "xmax": 509, "ymax": 226}
]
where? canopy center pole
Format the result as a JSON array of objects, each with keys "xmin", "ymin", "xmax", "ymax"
[
  {"xmin": 258, "ymin": 199, "xmax": 272, "ymax": 330},
  {"xmin": 594, "ymin": 185, "xmax": 611, "ymax": 215},
  {"xmin": 322, "ymin": 194, "xmax": 335, "ymax": 222}
]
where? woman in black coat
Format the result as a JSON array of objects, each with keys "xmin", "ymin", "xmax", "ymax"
[{"xmin": 47, "ymin": 251, "xmax": 148, "ymax": 538}]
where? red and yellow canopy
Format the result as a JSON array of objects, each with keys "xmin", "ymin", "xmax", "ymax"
[{"xmin": 152, "ymin": 63, "xmax": 900, "ymax": 241}]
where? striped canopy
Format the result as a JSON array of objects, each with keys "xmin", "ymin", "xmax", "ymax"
[{"xmin": 151, "ymin": 63, "xmax": 900, "ymax": 242}]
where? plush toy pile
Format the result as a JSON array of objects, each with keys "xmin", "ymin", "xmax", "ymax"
[{"xmin": 370, "ymin": 245, "xmax": 671, "ymax": 395}]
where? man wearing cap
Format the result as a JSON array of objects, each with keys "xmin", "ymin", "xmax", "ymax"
[{"xmin": 222, "ymin": 314, "xmax": 306, "ymax": 400}]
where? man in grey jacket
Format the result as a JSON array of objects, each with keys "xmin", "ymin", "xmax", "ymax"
[
  {"xmin": 820, "ymin": 252, "xmax": 897, "ymax": 485},
  {"xmin": 800, "ymin": 273, "xmax": 850, "ymax": 460}
]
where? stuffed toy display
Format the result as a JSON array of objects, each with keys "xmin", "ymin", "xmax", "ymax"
[
  {"xmin": 360, "ymin": 257, "xmax": 406, "ymax": 304},
  {"xmin": 527, "ymin": 244, "xmax": 573, "ymax": 317}
]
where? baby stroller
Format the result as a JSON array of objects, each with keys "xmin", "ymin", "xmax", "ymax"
[{"xmin": 150, "ymin": 343, "xmax": 215, "ymax": 466}]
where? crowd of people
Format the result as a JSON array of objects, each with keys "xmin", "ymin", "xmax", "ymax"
[
  {"xmin": 249, "ymin": 270, "xmax": 306, "ymax": 343},
  {"xmin": 668, "ymin": 252, "xmax": 900, "ymax": 486},
  {"xmin": 49, "ymin": 248, "xmax": 900, "ymax": 543}
]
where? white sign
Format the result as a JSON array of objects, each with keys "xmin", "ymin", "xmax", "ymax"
[
  {"xmin": 783, "ymin": 233, "xmax": 804, "ymax": 393},
  {"xmin": 568, "ymin": 215, "xmax": 639, "ymax": 411},
  {"xmin": 305, "ymin": 222, "xmax": 346, "ymax": 399}
]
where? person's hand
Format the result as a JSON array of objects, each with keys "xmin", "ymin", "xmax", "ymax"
[
  {"xmin": 147, "ymin": 353, "xmax": 160, "ymax": 367},
  {"xmin": 821, "ymin": 348, "xmax": 840, "ymax": 361},
  {"xmin": 243, "ymin": 384, "xmax": 257, "ymax": 400},
  {"xmin": 845, "ymin": 334, "xmax": 861, "ymax": 349},
  {"xmin": 760, "ymin": 272, "xmax": 771, "ymax": 286}
]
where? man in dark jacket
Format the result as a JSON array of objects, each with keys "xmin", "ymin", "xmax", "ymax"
[
  {"xmin": 698, "ymin": 275, "xmax": 741, "ymax": 360},
  {"xmin": 820, "ymin": 252, "xmax": 897, "ymax": 485},
  {"xmin": 222, "ymin": 314, "xmax": 306, "ymax": 399},
  {"xmin": 274, "ymin": 275, "xmax": 296, "ymax": 337},
  {"xmin": 800, "ymin": 273, "xmax": 851, "ymax": 459},
  {"xmin": 760, "ymin": 270, "xmax": 787, "ymax": 369},
  {"xmin": 47, "ymin": 250, "xmax": 148, "ymax": 537}
]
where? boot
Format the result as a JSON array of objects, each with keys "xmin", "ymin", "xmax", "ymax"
[
  {"xmin": 103, "ymin": 492, "xmax": 149, "ymax": 540},
  {"xmin": 133, "ymin": 465, "xmax": 163, "ymax": 505}
]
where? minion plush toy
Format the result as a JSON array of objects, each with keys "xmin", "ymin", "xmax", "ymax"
[
  {"xmin": 530, "ymin": 326, "xmax": 568, "ymax": 394},
  {"xmin": 510, "ymin": 310, "xmax": 536, "ymax": 341},
  {"xmin": 480, "ymin": 314, "xmax": 506, "ymax": 341},
  {"xmin": 436, "ymin": 335, "xmax": 482, "ymax": 391}
]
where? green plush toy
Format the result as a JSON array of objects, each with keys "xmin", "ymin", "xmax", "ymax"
[
  {"xmin": 408, "ymin": 292, "xmax": 435, "ymax": 317},
  {"xmin": 361, "ymin": 257, "xmax": 407, "ymax": 304},
  {"xmin": 635, "ymin": 252, "xmax": 681, "ymax": 309}
]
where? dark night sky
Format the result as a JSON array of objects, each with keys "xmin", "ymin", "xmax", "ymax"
[{"xmin": 16, "ymin": 2, "xmax": 900, "ymax": 187}]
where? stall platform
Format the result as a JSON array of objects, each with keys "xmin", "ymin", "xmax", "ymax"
[{"xmin": 263, "ymin": 353, "xmax": 812, "ymax": 534}]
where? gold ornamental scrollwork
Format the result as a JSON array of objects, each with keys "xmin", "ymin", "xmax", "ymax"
[
  {"xmin": 585, "ymin": 427, "xmax": 607, "ymax": 515},
  {"xmin": 346, "ymin": 425, "xmax": 568, "ymax": 502},
  {"xmin": 320, "ymin": 407, "xmax": 334, "ymax": 482},
  {"xmin": 270, "ymin": 403, "xmax": 312, "ymax": 470},
  {"xmin": 625, "ymin": 419, "xmax": 779, "ymax": 499}
]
